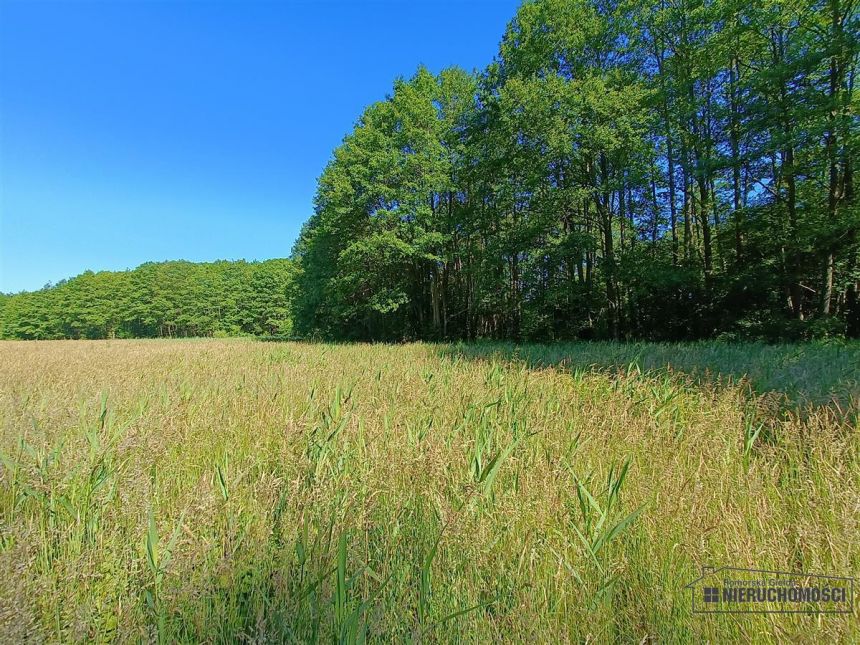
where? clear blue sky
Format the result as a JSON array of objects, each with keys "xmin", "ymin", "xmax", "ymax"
[{"xmin": 0, "ymin": 0, "xmax": 519, "ymax": 293}]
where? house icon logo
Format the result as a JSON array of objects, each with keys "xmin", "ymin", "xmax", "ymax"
[{"xmin": 685, "ymin": 566, "xmax": 854, "ymax": 614}]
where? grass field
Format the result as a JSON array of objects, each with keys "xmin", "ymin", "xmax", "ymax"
[{"xmin": 0, "ymin": 339, "xmax": 858, "ymax": 642}]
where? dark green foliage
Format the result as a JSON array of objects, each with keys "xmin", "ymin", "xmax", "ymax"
[
  {"xmin": 0, "ymin": 259, "xmax": 294, "ymax": 340},
  {"xmin": 293, "ymin": 0, "xmax": 859, "ymax": 342}
]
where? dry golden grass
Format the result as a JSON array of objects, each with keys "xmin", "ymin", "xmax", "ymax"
[{"xmin": 0, "ymin": 339, "xmax": 857, "ymax": 642}]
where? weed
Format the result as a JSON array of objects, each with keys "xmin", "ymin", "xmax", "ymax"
[{"xmin": 0, "ymin": 339, "xmax": 856, "ymax": 642}]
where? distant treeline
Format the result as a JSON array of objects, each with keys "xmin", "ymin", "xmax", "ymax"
[
  {"xmin": 292, "ymin": 0, "xmax": 859, "ymax": 341},
  {"xmin": 0, "ymin": 259, "xmax": 293, "ymax": 340}
]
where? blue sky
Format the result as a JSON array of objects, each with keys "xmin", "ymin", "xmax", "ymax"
[{"xmin": 0, "ymin": 0, "xmax": 519, "ymax": 293}]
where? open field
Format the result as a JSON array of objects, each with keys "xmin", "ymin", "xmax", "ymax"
[{"xmin": 0, "ymin": 339, "xmax": 858, "ymax": 642}]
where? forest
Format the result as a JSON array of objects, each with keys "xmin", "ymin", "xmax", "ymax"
[
  {"xmin": 0, "ymin": 259, "xmax": 293, "ymax": 339},
  {"xmin": 293, "ymin": 0, "xmax": 859, "ymax": 341},
  {"xmin": 2, "ymin": 0, "xmax": 857, "ymax": 343}
]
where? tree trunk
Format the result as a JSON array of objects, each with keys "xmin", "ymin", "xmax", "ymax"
[{"xmin": 729, "ymin": 56, "xmax": 744, "ymax": 259}]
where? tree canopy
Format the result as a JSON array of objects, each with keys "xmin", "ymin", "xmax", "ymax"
[
  {"xmin": 0, "ymin": 259, "xmax": 294, "ymax": 339},
  {"xmin": 293, "ymin": 0, "xmax": 859, "ymax": 341}
]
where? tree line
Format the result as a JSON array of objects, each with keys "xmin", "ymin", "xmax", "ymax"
[
  {"xmin": 0, "ymin": 259, "xmax": 294, "ymax": 339},
  {"xmin": 292, "ymin": 0, "xmax": 859, "ymax": 341}
]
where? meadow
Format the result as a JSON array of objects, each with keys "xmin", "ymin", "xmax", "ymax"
[{"xmin": 0, "ymin": 339, "xmax": 857, "ymax": 642}]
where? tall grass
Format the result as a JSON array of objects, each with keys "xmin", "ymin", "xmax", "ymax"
[{"xmin": 0, "ymin": 339, "xmax": 857, "ymax": 642}]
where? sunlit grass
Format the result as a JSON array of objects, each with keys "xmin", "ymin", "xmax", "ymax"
[{"xmin": 0, "ymin": 339, "xmax": 857, "ymax": 641}]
